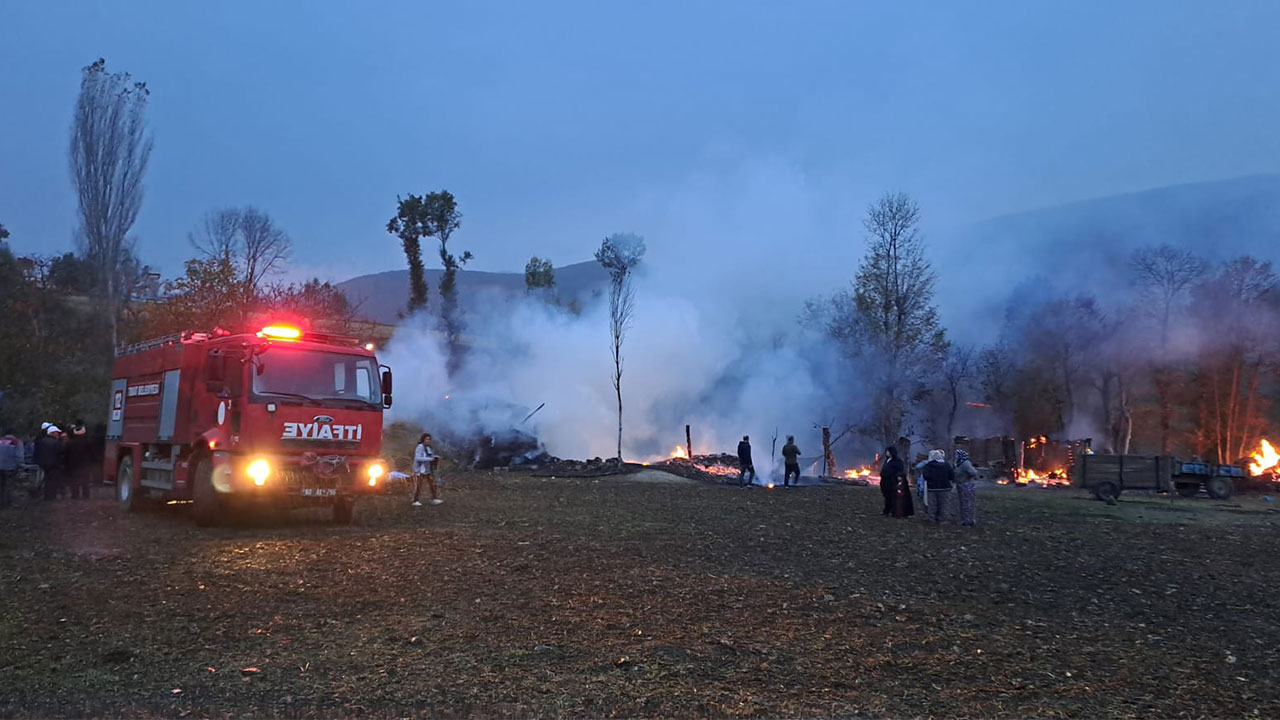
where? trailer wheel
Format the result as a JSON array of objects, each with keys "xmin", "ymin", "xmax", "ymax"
[
  {"xmin": 1205, "ymin": 476, "xmax": 1234, "ymax": 500},
  {"xmin": 1175, "ymin": 483, "xmax": 1200, "ymax": 498},
  {"xmin": 117, "ymin": 455, "xmax": 138, "ymax": 512},
  {"xmin": 192, "ymin": 457, "xmax": 221, "ymax": 527},
  {"xmin": 332, "ymin": 496, "xmax": 354, "ymax": 525},
  {"xmin": 1094, "ymin": 481, "xmax": 1120, "ymax": 504}
]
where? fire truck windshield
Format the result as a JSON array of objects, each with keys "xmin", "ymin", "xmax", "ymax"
[{"xmin": 251, "ymin": 349, "xmax": 381, "ymax": 408}]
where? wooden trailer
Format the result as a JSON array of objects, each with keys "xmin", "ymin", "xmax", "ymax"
[{"xmin": 1072, "ymin": 453, "xmax": 1243, "ymax": 501}]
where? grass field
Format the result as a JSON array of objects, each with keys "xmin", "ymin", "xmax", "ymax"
[{"xmin": 1, "ymin": 475, "xmax": 1278, "ymax": 718}]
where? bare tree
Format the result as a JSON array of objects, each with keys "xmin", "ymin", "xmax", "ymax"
[
  {"xmin": 1189, "ymin": 257, "xmax": 1280, "ymax": 462},
  {"xmin": 1130, "ymin": 244, "xmax": 1207, "ymax": 451},
  {"xmin": 69, "ymin": 58, "xmax": 153, "ymax": 347},
  {"xmin": 190, "ymin": 207, "xmax": 292, "ymax": 313},
  {"xmin": 852, "ymin": 192, "xmax": 946, "ymax": 446},
  {"xmin": 1019, "ymin": 295, "xmax": 1105, "ymax": 436},
  {"xmin": 595, "ymin": 233, "xmax": 646, "ymax": 461},
  {"xmin": 940, "ymin": 344, "xmax": 975, "ymax": 445}
]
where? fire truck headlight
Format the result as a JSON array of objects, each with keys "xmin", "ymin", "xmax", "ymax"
[
  {"xmin": 247, "ymin": 459, "xmax": 271, "ymax": 486},
  {"xmin": 366, "ymin": 462, "xmax": 386, "ymax": 487}
]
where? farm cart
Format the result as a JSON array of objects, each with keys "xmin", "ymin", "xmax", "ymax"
[{"xmin": 1072, "ymin": 454, "xmax": 1243, "ymax": 502}]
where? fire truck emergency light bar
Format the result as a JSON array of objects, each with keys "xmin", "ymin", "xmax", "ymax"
[{"xmin": 257, "ymin": 325, "xmax": 303, "ymax": 340}]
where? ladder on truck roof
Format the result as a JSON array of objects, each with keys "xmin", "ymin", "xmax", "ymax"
[{"xmin": 114, "ymin": 329, "xmax": 226, "ymax": 358}]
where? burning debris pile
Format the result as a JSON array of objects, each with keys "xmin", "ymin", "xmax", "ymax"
[{"xmin": 652, "ymin": 448, "xmax": 745, "ymax": 483}]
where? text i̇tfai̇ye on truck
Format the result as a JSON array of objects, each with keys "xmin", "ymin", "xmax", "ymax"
[{"xmin": 104, "ymin": 324, "xmax": 393, "ymax": 525}]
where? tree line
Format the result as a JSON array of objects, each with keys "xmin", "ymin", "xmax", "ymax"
[
  {"xmin": 808, "ymin": 194, "xmax": 1280, "ymax": 465},
  {"xmin": 0, "ymin": 60, "xmax": 358, "ymax": 430}
]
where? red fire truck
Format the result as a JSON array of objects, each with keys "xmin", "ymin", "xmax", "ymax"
[{"xmin": 104, "ymin": 324, "xmax": 393, "ymax": 525}]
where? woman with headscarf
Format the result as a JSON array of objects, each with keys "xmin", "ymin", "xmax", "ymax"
[
  {"xmin": 879, "ymin": 446, "xmax": 914, "ymax": 517},
  {"xmin": 921, "ymin": 449, "xmax": 955, "ymax": 523},
  {"xmin": 954, "ymin": 448, "xmax": 979, "ymax": 526}
]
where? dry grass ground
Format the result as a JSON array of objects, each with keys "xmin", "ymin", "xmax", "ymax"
[{"xmin": 1, "ymin": 475, "xmax": 1278, "ymax": 718}]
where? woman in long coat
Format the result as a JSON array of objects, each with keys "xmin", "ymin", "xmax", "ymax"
[{"xmin": 879, "ymin": 446, "xmax": 914, "ymax": 517}]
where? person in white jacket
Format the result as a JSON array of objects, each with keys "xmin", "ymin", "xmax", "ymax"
[{"xmin": 412, "ymin": 432, "xmax": 442, "ymax": 506}]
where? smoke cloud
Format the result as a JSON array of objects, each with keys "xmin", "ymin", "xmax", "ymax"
[{"xmin": 381, "ymin": 157, "xmax": 868, "ymax": 473}]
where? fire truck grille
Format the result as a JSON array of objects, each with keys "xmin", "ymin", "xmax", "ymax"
[{"xmin": 275, "ymin": 467, "xmax": 349, "ymax": 490}]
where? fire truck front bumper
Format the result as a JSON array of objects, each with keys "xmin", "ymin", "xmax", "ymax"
[{"xmin": 213, "ymin": 454, "xmax": 387, "ymax": 500}]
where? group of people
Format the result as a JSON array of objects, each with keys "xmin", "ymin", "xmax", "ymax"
[
  {"xmin": 735, "ymin": 435, "xmax": 804, "ymax": 487},
  {"xmin": 0, "ymin": 421, "xmax": 97, "ymax": 506},
  {"xmin": 879, "ymin": 446, "xmax": 979, "ymax": 526}
]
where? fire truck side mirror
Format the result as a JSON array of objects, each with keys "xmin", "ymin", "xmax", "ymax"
[{"xmin": 380, "ymin": 366, "xmax": 393, "ymax": 409}]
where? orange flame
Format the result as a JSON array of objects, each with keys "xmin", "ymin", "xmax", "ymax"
[
  {"xmin": 669, "ymin": 445, "xmax": 689, "ymax": 460},
  {"xmin": 842, "ymin": 467, "xmax": 873, "ymax": 480},
  {"xmin": 1249, "ymin": 439, "xmax": 1279, "ymax": 477},
  {"xmin": 1012, "ymin": 467, "xmax": 1071, "ymax": 487}
]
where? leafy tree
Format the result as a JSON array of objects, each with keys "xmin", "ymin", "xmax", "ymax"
[
  {"xmin": 849, "ymin": 192, "xmax": 946, "ymax": 446},
  {"xmin": 0, "ymin": 240, "xmax": 111, "ymax": 429},
  {"xmin": 69, "ymin": 58, "xmax": 153, "ymax": 348},
  {"xmin": 47, "ymin": 252, "xmax": 96, "ymax": 294},
  {"xmin": 260, "ymin": 279, "xmax": 356, "ymax": 333},
  {"xmin": 595, "ymin": 233, "xmax": 646, "ymax": 461},
  {"xmin": 525, "ymin": 256, "xmax": 555, "ymax": 294},
  {"xmin": 387, "ymin": 195, "xmax": 431, "ymax": 313},
  {"xmin": 423, "ymin": 191, "xmax": 470, "ymax": 373},
  {"xmin": 143, "ymin": 255, "xmax": 242, "ymax": 336},
  {"xmin": 0, "ymin": 222, "xmax": 8, "ymax": 242}
]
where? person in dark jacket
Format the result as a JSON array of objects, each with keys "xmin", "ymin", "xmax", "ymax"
[
  {"xmin": 780, "ymin": 436, "xmax": 801, "ymax": 487},
  {"xmin": 65, "ymin": 424, "xmax": 94, "ymax": 500},
  {"xmin": 922, "ymin": 449, "xmax": 956, "ymax": 523},
  {"xmin": 0, "ymin": 428, "xmax": 19, "ymax": 508},
  {"xmin": 879, "ymin": 446, "xmax": 915, "ymax": 517},
  {"xmin": 34, "ymin": 426, "xmax": 66, "ymax": 501},
  {"xmin": 736, "ymin": 436, "xmax": 755, "ymax": 486}
]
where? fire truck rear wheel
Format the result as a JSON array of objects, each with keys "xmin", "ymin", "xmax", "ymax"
[
  {"xmin": 192, "ymin": 457, "xmax": 221, "ymax": 527},
  {"xmin": 117, "ymin": 456, "xmax": 138, "ymax": 512},
  {"xmin": 332, "ymin": 496, "xmax": 354, "ymax": 525}
]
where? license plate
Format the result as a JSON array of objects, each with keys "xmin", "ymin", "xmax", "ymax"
[{"xmin": 301, "ymin": 488, "xmax": 337, "ymax": 497}]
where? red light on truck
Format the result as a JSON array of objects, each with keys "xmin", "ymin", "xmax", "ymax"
[{"xmin": 257, "ymin": 325, "xmax": 302, "ymax": 340}]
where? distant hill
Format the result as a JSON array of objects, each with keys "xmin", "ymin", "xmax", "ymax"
[
  {"xmin": 933, "ymin": 174, "xmax": 1280, "ymax": 341},
  {"xmin": 337, "ymin": 261, "xmax": 609, "ymax": 324}
]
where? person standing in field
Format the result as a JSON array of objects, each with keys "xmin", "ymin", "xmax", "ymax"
[
  {"xmin": 0, "ymin": 428, "xmax": 19, "ymax": 508},
  {"xmin": 737, "ymin": 435, "xmax": 756, "ymax": 486},
  {"xmin": 65, "ymin": 423, "xmax": 93, "ymax": 500},
  {"xmin": 34, "ymin": 425, "xmax": 65, "ymax": 501},
  {"xmin": 412, "ymin": 432, "xmax": 442, "ymax": 507},
  {"xmin": 922, "ymin": 449, "xmax": 955, "ymax": 523},
  {"xmin": 954, "ymin": 448, "xmax": 979, "ymax": 526},
  {"xmin": 781, "ymin": 435, "xmax": 801, "ymax": 487},
  {"xmin": 879, "ymin": 446, "xmax": 903, "ymax": 516}
]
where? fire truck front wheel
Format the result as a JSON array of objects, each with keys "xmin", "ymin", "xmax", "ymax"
[
  {"xmin": 117, "ymin": 456, "xmax": 139, "ymax": 512},
  {"xmin": 192, "ymin": 457, "xmax": 222, "ymax": 527}
]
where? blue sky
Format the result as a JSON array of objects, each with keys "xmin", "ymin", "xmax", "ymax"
[{"xmin": 1, "ymin": 0, "xmax": 1278, "ymax": 282}]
